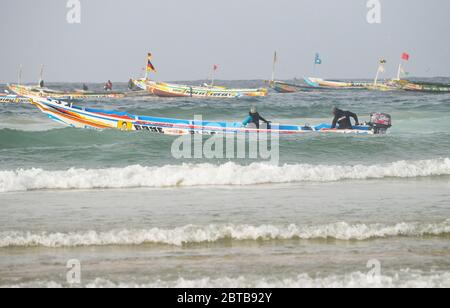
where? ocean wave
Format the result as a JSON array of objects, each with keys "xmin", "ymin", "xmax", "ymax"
[
  {"xmin": 1, "ymin": 221, "xmax": 448, "ymax": 248},
  {"xmin": 1, "ymin": 159, "xmax": 450, "ymax": 192},
  {"xmin": 3, "ymin": 270, "xmax": 450, "ymax": 288}
]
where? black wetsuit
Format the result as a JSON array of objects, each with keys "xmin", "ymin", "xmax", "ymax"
[
  {"xmin": 246, "ymin": 112, "xmax": 270, "ymax": 129},
  {"xmin": 332, "ymin": 109, "xmax": 359, "ymax": 129}
]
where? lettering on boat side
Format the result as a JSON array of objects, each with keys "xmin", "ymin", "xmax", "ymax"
[
  {"xmin": 134, "ymin": 125, "xmax": 164, "ymax": 134},
  {"xmin": 366, "ymin": 0, "xmax": 382, "ymax": 24},
  {"xmin": 67, "ymin": 0, "xmax": 81, "ymax": 24}
]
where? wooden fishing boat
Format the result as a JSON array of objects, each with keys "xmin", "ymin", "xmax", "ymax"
[
  {"xmin": 365, "ymin": 82, "xmax": 400, "ymax": 92},
  {"xmin": 26, "ymin": 97, "xmax": 390, "ymax": 136},
  {"xmin": 267, "ymin": 81, "xmax": 315, "ymax": 93},
  {"xmin": 133, "ymin": 79, "xmax": 268, "ymax": 98},
  {"xmin": 304, "ymin": 77, "xmax": 370, "ymax": 89},
  {"xmin": 400, "ymin": 81, "xmax": 450, "ymax": 93},
  {"xmin": 267, "ymin": 52, "xmax": 310, "ymax": 93},
  {"xmin": 7, "ymin": 84, "xmax": 126, "ymax": 100}
]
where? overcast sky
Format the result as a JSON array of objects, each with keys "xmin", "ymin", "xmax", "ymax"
[{"xmin": 0, "ymin": 0, "xmax": 449, "ymax": 83}]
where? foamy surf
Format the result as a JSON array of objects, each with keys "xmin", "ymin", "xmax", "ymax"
[
  {"xmin": 1, "ymin": 221, "xmax": 448, "ymax": 248},
  {"xmin": 1, "ymin": 158, "xmax": 450, "ymax": 192},
  {"xmin": 2, "ymin": 270, "xmax": 449, "ymax": 288}
]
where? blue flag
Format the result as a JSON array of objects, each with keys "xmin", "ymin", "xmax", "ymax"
[{"xmin": 315, "ymin": 53, "xmax": 322, "ymax": 65}]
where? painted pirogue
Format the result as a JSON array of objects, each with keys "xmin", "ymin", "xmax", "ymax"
[
  {"xmin": 133, "ymin": 79, "xmax": 268, "ymax": 98},
  {"xmin": 399, "ymin": 81, "xmax": 450, "ymax": 93},
  {"xmin": 26, "ymin": 97, "xmax": 391, "ymax": 135},
  {"xmin": 7, "ymin": 84, "xmax": 126, "ymax": 100},
  {"xmin": 267, "ymin": 81, "xmax": 314, "ymax": 93},
  {"xmin": 303, "ymin": 77, "xmax": 371, "ymax": 89}
]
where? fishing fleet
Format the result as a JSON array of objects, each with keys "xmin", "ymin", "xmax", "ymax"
[
  {"xmin": 269, "ymin": 52, "xmax": 450, "ymax": 93},
  {"xmin": 1, "ymin": 52, "xmax": 448, "ymax": 136}
]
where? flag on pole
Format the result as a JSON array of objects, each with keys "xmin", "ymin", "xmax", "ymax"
[
  {"xmin": 146, "ymin": 53, "xmax": 156, "ymax": 72},
  {"xmin": 213, "ymin": 64, "xmax": 219, "ymax": 71},
  {"xmin": 401, "ymin": 53, "xmax": 410, "ymax": 61},
  {"xmin": 315, "ymin": 53, "xmax": 322, "ymax": 65},
  {"xmin": 378, "ymin": 59, "xmax": 387, "ymax": 73}
]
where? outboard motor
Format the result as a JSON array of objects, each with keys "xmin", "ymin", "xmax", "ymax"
[{"xmin": 370, "ymin": 113, "xmax": 392, "ymax": 134}]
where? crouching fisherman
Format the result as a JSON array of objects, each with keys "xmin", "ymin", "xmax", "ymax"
[
  {"xmin": 243, "ymin": 106, "xmax": 271, "ymax": 129},
  {"xmin": 331, "ymin": 106, "xmax": 360, "ymax": 130}
]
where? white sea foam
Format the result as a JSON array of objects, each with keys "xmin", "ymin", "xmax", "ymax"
[
  {"xmin": 1, "ymin": 221, "xmax": 448, "ymax": 248},
  {"xmin": 3, "ymin": 270, "xmax": 450, "ymax": 288},
  {"xmin": 1, "ymin": 158, "xmax": 450, "ymax": 192}
]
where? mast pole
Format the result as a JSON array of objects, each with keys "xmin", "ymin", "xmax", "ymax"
[
  {"xmin": 144, "ymin": 54, "xmax": 149, "ymax": 80},
  {"xmin": 374, "ymin": 65, "xmax": 380, "ymax": 86},
  {"xmin": 145, "ymin": 56, "xmax": 149, "ymax": 80},
  {"xmin": 271, "ymin": 51, "xmax": 277, "ymax": 82},
  {"xmin": 39, "ymin": 64, "xmax": 44, "ymax": 86},
  {"xmin": 18, "ymin": 64, "xmax": 23, "ymax": 85},
  {"xmin": 398, "ymin": 63, "xmax": 402, "ymax": 80}
]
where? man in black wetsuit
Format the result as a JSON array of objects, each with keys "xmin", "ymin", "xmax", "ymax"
[
  {"xmin": 242, "ymin": 107, "xmax": 270, "ymax": 129},
  {"xmin": 331, "ymin": 107, "xmax": 359, "ymax": 130}
]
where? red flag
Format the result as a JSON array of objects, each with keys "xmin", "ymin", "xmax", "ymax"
[{"xmin": 402, "ymin": 53, "xmax": 410, "ymax": 61}]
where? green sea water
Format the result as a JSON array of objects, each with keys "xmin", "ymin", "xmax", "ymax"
[{"xmin": 0, "ymin": 80, "xmax": 449, "ymax": 288}]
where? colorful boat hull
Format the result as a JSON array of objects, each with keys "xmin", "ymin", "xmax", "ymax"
[
  {"xmin": 304, "ymin": 77, "xmax": 371, "ymax": 89},
  {"xmin": 401, "ymin": 81, "xmax": 450, "ymax": 93},
  {"xmin": 268, "ymin": 81, "xmax": 314, "ymax": 93},
  {"xmin": 7, "ymin": 84, "xmax": 126, "ymax": 100},
  {"xmin": 0, "ymin": 94, "xmax": 32, "ymax": 104},
  {"xmin": 133, "ymin": 79, "xmax": 268, "ymax": 98},
  {"xmin": 28, "ymin": 98, "xmax": 379, "ymax": 136}
]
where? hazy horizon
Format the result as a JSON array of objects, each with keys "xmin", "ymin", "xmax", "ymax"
[{"xmin": 1, "ymin": 0, "xmax": 449, "ymax": 83}]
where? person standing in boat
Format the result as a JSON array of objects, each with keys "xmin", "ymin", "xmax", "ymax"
[
  {"xmin": 104, "ymin": 80, "xmax": 113, "ymax": 91},
  {"xmin": 242, "ymin": 106, "xmax": 271, "ymax": 129},
  {"xmin": 331, "ymin": 106, "xmax": 360, "ymax": 130},
  {"xmin": 128, "ymin": 79, "xmax": 135, "ymax": 90}
]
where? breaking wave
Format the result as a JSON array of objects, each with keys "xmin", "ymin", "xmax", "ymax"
[
  {"xmin": 1, "ymin": 221, "xmax": 448, "ymax": 248},
  {"xmin": 3, "ymin": 270, "xmax": 450, "ymax": 288},
  {"xmin": 1, "ymin": 158, "xmax": 450, "ymax": 192}
]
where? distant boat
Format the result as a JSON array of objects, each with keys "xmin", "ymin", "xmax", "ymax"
[
  {"xmin": 399, "ymin": 80, "xmax": 450, "ymax": 93},
  {"xmin": 133, "ymin": 79, "xmax": 268, "ymax": 98},
  {"xmin": 268, "ymin": 81, "xmax": 305, "ymax": 93},
  {"xmin": 267, "ymin": 52, "xmax": 308, "ymax": 93},
  {"xmin": 267, "ymin": 80, "xmax": 330, "ymax": 93},
  {"xmin": 7, "ymin": 84, "xmax": 126, "ymax": 100},
  {"xmin": 133, "ymin": 52, "xmax": 268, "ymax": 98},
  {"xmin": 304, "ymin": 77, "xmax": 370, "ymax": 89}
]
